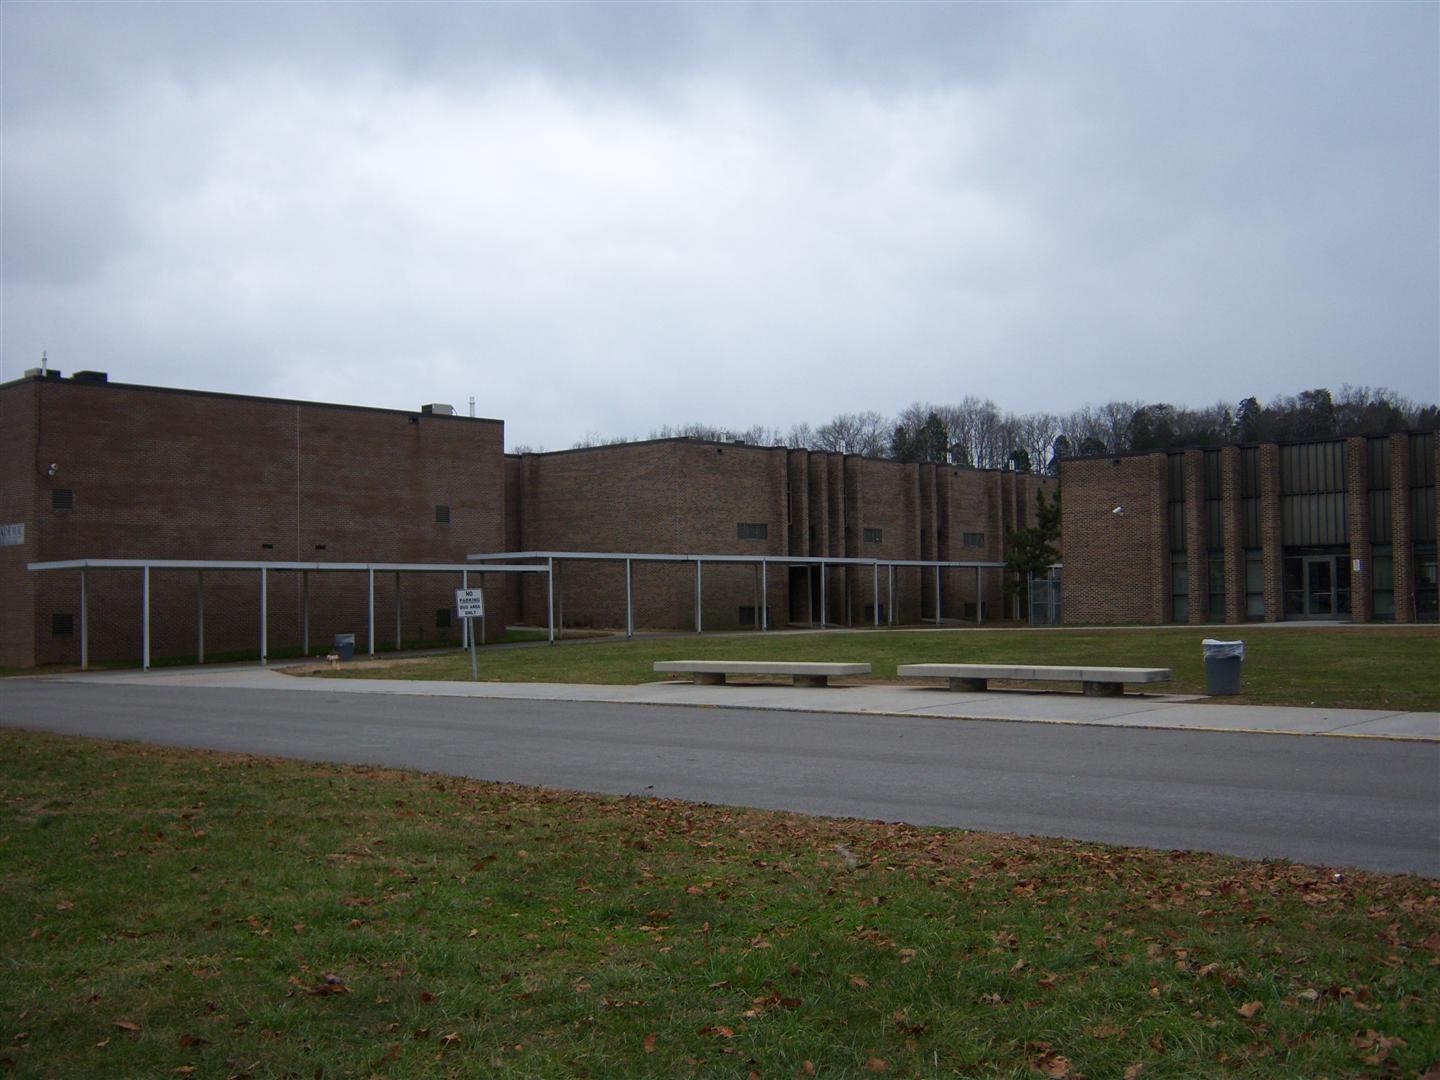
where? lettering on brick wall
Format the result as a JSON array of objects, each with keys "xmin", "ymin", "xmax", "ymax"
[{"xmin": 0, "ymin": 523, "xmax": 24, "ymax": 547}]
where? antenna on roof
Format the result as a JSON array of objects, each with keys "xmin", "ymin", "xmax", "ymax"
[
  {"xmin": 41, "ymin": 351, "xmax": 48, "ymax": 376},
  {"xmin": 469, "ymin": 396, "xmax": 475, "ymax": 418}
]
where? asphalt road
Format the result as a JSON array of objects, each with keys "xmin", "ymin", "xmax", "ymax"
[{"xmin": 3, "ymin": 679, "xmax": 1436, "ymax": 876}]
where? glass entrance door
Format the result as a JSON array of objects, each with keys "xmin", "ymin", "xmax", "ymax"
[
  {"xmin": 1283, "ymin": 553, "xmax": 1348, "ymax": 619},
  {"xmin": 1305, "ymin": 557, "xmax": 1333, "ymax": 616}
]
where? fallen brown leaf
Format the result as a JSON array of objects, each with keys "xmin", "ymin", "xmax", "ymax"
[
  {"xmin": 643, "ymin": 1032, "xmax": 657, "ymax": 1054},
  {"xmin": 1237, "ymin": 1000, "xmax": 1262, "ymax": 1019},
  {"xmin": 1031, "ymin": 1051, "xmax": 1072, "ymax": 1077}
]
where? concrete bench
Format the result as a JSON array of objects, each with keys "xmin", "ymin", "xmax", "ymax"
[
  {"xmin": 897, "ymin": 663, "xmax": 1172, "ymax": 697},
  {"xmin": 654, "ymin": 661, "xmax": 872, "ymax": 687}
]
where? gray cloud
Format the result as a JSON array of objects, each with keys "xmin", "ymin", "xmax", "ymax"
[{"xmin": 2, "ymin": 1, "xmax": 1435, "ymax": 449}]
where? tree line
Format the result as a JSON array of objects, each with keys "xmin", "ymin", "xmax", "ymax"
[{"xmin": 537, "ymin": 385, "xmax": 1437, "ymax": 473}]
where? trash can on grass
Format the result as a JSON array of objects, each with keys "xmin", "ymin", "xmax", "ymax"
[
  {"xmin": 334, "ymin": 633, "xmax": 355, "ymax": 662},
  {"xmin": 1202, "ymin": 639, "xmax": 1244, "ymax": 695}
]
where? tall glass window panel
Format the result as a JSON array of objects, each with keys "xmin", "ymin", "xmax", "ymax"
[{"xmin": 1245, "ymin": 551, "xmax": 1264, "ymax": 619}]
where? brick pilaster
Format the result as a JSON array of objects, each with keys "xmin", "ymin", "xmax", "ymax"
[
  {"xmin": 1183, "ymin": 450, "xmax": 1207, "ymax": 623},
  {"xmin": 843, "ymin": 455, "xmax": 863, "ymax": 624},
  {"xmin": 1220, "ymin": 446, "xmax": 1245, "ymax": 623},
  {"xmin": 787, "ymin": 449, "xmax": 809, "ymax": 558},
  {"xmin": 1148, "ymin": 453, "xmax": 1170, "ymax": 623},
  {"xmin": 919, "ymin": 464, "xmax": 938, "ymax": 620},
  {"xmin": 1259, "ymin": 443, "xmax": 1284, "ymax": 621},
  {"xmin": 1390, "ymin": 434, "xmax": 1413, "ymax": 622},
  {"xmin": 1344, "ymin": 437, "xmax": 1371, "ymax": 622},
  {"xmin": 808, "ymin": 453, "xmax": 828, "ymax": 559}
]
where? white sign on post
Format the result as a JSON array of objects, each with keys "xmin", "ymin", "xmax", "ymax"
[{"xmin": 456, "ymin": 587, "xmax": 485, "ymax": 680}]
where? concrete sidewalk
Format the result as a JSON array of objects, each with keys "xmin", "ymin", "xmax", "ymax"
[{"xmin": 27, "ymin": 665, "xmax": 1440, "ymax": 741}]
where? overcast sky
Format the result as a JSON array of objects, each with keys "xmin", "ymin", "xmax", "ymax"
[{"xmin": 3, "ymin": 1, "xmax": 1436, "ymax": 449}]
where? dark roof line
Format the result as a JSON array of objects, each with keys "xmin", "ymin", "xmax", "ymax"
[
  {"xmin": 1063, "ymin": 426, "xmax": 1438, "ymax": 462},
  {"xmin": 0, "ymin": 373, "xmax": 504, "ymax": 426},
  {"xmin": 505, "ymin": 436, "xmax": 1054, "ymax": 477}
]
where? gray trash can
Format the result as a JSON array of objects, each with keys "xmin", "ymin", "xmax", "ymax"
[
  {"xmin": 334, "ymin": 633, "xmax": 355, "ymax": 662},
  {"xmin": 1202, "ymin": 639, "xmax": 1244, "ymax": 695}
]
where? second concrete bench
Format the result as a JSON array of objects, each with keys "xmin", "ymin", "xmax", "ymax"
[
  {"xmin": 897, "ymin": 663, "xmax": 1172, "ymax": 697},
  {"xmin": 654, "ymin": 661, "xmax": 872, "ymax": 687}
]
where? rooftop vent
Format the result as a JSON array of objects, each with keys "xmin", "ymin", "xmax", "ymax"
[
  {"xmin": 421, "ymin": 403, "xmax": 455, "ymax": 416},
  {"xmin": 71, "ymin": 371, "xmax": 108, "ymax": 384},
  {"xmin": 24, "ymin": 368, "xmax": 62, "ymax": 380}
]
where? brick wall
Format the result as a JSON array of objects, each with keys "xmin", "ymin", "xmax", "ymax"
[
  {"xmin": 1220, "ymin": 447, "xmax": 1245, "ymax": 624},
  {"xmin": 1062, "ymin": 432, "xmax": 1437, "ymax": 626},
  {"xmin": 1390, "ymin": 435, "xmax": 1413, "ymax": 623},
  {"xmin": 503, "ymin": 439, "xmax": 1053, "ymax": 632},
  {"xmin": 0, "ymin": 380, "xmax": 39, "ymax": 666},
  {"xmin": 1345, "ymin": 437, "xmax": 1372, "ymax": 622},
  {"xmin": 10, "ymin": 377, "xmax": 505, "ymax": 666},
  {"xmin": 1060, "ymin": 454, "xmax": 1167, "ymax": 624},
  {"xmin": 1258, "ymin": 445, "xmax": 1284, "ymax": 622}
]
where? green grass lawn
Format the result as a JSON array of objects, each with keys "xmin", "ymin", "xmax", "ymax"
[
  {"xmin": 315, "ymin": 625, "xmax": 1440, "ymax": 711},
  {"xmin": 2, "ymin": 731, "xmax": 1436, "ymax": 1078}
]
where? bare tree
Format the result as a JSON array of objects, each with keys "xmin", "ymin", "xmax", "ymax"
[
  {"xmin": 1013, "ymin": 411, "xmax": 1062, "ymax": 473},
  {"xmin": 572, "ymin": 431, "xmax": 636, "ymax": 449},
  {"xmin": 785, "ymin": 422, "xmax": 817, "ymax": 449},
  {"xmin": 814, "ymin": 410, "xmax": 890, "ymax": 456}
]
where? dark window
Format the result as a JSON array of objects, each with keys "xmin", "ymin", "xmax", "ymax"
[
  {"xmin": 1245, "ymin": 550, "xmax": 1264, "ymax": 620},
  {"xmin": 1169, "ymin": 503, "xmax": 1186, "ymax": 552},
  {"xmin": 315, "ymin": 543, "xmax": 327, "ymax": 551},
  {"xmin": 1208, "ymin": 554, "xmax": 1225, "ymax": 621},
  {"xmin": 1367, "ymin": 437, "xmax": 1390, "ymax": 490},
  {"xmin": 1413, "ymin": 487, "xmax": 1437, "ymax": 543},
  {"xmin": 1410, "ymin": 432, "xmax": 1435, "ymax": 488},
  {"xmin": 1414, "ymin": 544, "xmax": 1437, "ymax": 622},
  {"xmin": 436, "ymin": 608, "xmax": 452, "ymax": 629},
  {"xmin": 863, "ymin": 603, "xmax": 888, "ymax": 622},
  {"xmin": 52, "ymin": 488, "xmax": 73, "ymax": 511},
  {"xmin": 1202, "ymin": 450, "xmax": 1221, "ymax": 499},
  {"xmin": 737, "ymin": 522, "xmax": 768, "ymax": 540},
  {"xmin": 1205, "ymin": 500, "xmax": 1223, "ymax": 550},
  {"xmin": 863, "ymin": 527, "xmax": 882, "ymax": 544},
  {"xmin": 1411, "ymin": 433, "xmax": 1437, "ymax": 544},
  {"xmin": 1171, "ymin": 553, "xmax": 1189, "ymax": 623},
  {"xmin": 52, "ymin": 613, "xmax": 74, "ymax": 637},
  {"xmin": 1167, "ymin": 454, "xmax": 1186, "ymax": 551},
  {"xmin": 1369, "ymin": 490, "xmax": 1392, "ymax": 544},
  {"xmin": 1167, "ymin": 452, "xmax": 1185, "ymax": 496},
  {"xmin": 1242, "ymin": 498, "xmax": 1261, "ymax": 549},
  {"xmin": 1280, "ymin": 441, "xmax": 1345, "ymax": 495},
  {"xmin": 1240, "ymin": 446, "xmax": 1259, "ymax": 498},
  {"xmin": 1372, "ymin": 545, "xmax": 1394, "ymax": 620},
  {"xmin": 261, "ymin": 543, "xmax": 274, "ymax": 550},
  {"xmin": 963, "ymin": 532, "xmax": 984, "ymax": 548},
  {"xmin": 435, "ymin": 505, "xmax": 451, "ymax": 524}
]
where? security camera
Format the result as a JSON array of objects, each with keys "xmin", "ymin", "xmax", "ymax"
[
  {"xmin": 47, "ymin": 463, "xmax": 58, "ymax": 477},
  {"xmin": 1111, "ymin": 506, "xmax": 1124, "ymax": 515}
]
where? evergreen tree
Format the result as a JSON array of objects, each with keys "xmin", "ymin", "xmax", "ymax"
[{"xmin": 1003, "ymin": 489, "xmax": 1061, "ymax": 615}]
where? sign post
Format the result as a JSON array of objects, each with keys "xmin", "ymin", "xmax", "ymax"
[{"xmin": 455, "ymin": 588, "xmax": 485, "ymax": 681}]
